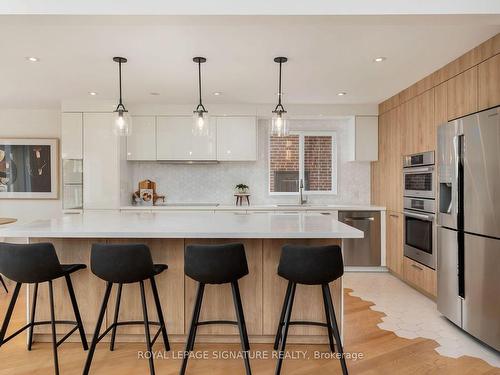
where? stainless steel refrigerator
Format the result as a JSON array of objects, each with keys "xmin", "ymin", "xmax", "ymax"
[{"xmin": 437, "ymin": 106, "xmax": 500, "ymax": 351}]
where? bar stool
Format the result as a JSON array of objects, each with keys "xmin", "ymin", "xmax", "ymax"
[
  {"xmin": 273, "ymin": 244, "xmax": 348, "ymax": 375},
  {"xmin": 181, "ymin": 243, "xmax": 251, "ymax": 375},
  {"xmin": 83, "ymin": 243, "xmax": 170, "ymax": 375},
  {"xmin": 0, "ymin": 242, "xmax": 88, "ymax": 375}
]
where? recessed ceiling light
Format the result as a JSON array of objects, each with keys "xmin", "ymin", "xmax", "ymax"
[
  {"xmin": 88, "ymin": 92, "xmax": 98, "ymax": 96},
  {"xmin": 337, "ymin": 92, "xmax": 347, "ymax": 96},
  {"xmin": 213, "ymin": 92, "xmax": 222, "ymax": 96},
  {"xmin": 25, "ymin": 57, "xmax": 40, "ymax": 62},
  {"xmin": 150, "ymin": 92, "xmax": 160, "ymax": 96},
  {"xmin": 373, "ymin": 57, "xmax": 386, "ymax": 62}
]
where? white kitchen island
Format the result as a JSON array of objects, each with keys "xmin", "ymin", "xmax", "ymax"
[{"xmin": 0, "ymin": 211, "xmax": 362, "ymax": 345}]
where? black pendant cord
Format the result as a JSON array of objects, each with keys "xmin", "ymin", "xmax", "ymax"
[
  {"xmin": 113, "ymin": 56, "xmax": 128, "ymax": 113},
  {"xmin": 194, "ymin": 57, "xmax": 207, "ymax": 113},
  {"xmin": 273, "ymin": 57, "xmax": 287, "ymax": 114}
]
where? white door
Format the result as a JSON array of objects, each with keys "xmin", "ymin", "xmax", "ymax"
[
  {"xmin": 83, "ymin": 113, "xmax": 120, "ymax": 209},
  {"xmin": 216, "ymin": 117, "xmax": 257, "ymax": 161},
  {"xmin": 156, "ymin": 116, "xmax": 216, "ymax": 160},
  {"xmin": 127, "ymin": 116, "xmax": 156, "ymax": 160},
  {"xmin": 61, "ymin": 112, "xmax": 83, "ymax": 159}
]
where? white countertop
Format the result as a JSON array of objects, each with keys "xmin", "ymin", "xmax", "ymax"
[
  {"xmin": 0, "ymin": 211, "xmax": 364, "ymax": 239},
  {"xmin": 121, "ymin": 204, "xmax": 386, "ymax": 212}
]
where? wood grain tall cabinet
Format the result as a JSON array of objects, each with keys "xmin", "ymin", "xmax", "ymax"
[{"xmin": 373, "ymin": 33, "xmax": 500, "ymax": 299}]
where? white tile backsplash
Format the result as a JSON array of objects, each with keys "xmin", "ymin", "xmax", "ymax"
[{"xmin": 128, "ymin": 119, "xmax": 371, "ymax": 205}]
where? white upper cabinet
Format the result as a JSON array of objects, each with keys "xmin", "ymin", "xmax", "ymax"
[
  {"xmin": 83, "ymin": 113, "xmax": 120, "ymax": 209},
  {"xmin": 347, "ymin": 116, "xmax": 379, "ymax": 161},
  {"xmin": 156, "ymin": 116, "xmax": 216, "ymax": 160},
  {"xmin": 61, "ymin": 112, "xmax": 83, "ymax": 159},
  {"xmin": 127, "ymin": 116, "xmax": 156, "ymax": 160},
  {"xmin": 216, "ymin": 117, "xmax": 257, "ymax": 161}
]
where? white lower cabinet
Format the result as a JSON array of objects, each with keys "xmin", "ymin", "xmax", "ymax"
[
  {"xmin": 156, "ymin": 116, "xmax": 216, "ymax": 160},
  {"xmin": 216, "ymin": 116, "xmax": 257, "ymax": 161},
  {"xmin": 83, "ymin": 113, "xmax": 121, "ymax": 210},
  {"xmin": 127, "ymin": 116, "xmax": 156, "ymax": 160}
]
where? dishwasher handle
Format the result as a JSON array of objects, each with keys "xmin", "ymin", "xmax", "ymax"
[{"xmin": 343, "ymin": 217, "xmax": 375, "ymax": 222}]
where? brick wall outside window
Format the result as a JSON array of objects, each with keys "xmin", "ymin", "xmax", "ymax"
[
  {"xmin": 269, "ymin": 134, "xmax": 333, "ymax": 193},
  {"xmin": 304, "ymin": 136, "xmax": 332, "ymax": 191}
]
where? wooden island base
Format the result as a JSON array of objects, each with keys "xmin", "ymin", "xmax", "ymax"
[{"xmin": 28, "ymin": 237, "xmax": 342, "ymax": 345}]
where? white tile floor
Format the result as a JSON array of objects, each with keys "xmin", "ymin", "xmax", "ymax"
[{"xmin": 343, "ymin": 272, "xmax": 500, "ymax": 368}]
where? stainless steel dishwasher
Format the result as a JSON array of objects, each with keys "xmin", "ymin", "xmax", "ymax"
[{"xmin": 338, "ymin": 211, "xmax": 381, "ymax": 266}]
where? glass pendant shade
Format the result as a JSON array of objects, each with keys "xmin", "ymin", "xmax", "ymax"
[
  {"xmin": 271, "ymin": 111, "xmax": 289, "ymax": 137},
  {"xmin": 113, "ymin": 109, "xmax": 132, "ymax": 136},
  {"xmin": 192, "ymin": 111, "xmax": 210, "ymax": 136}
]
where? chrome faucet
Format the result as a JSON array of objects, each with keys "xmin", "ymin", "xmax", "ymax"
[{"xmin": 299, "ymin": 179, "xmax": 307, "ymax": 205}]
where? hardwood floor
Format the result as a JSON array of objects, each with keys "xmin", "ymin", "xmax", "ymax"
[{"xmin": 0, "ymin": 284, "xmax": 498, "ymax": 374}]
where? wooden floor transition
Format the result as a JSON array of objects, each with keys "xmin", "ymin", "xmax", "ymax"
[{"xmin": 0, "ymin": 284, "xmax": 498, "ymax": 375}]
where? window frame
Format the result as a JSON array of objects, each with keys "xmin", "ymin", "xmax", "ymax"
[{"xmin": 268, "ymin": 130, "xmax": 337, "ymax": 196}]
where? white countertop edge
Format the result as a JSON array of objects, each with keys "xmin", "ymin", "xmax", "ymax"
[
  {"xmin": 1, "ymin": 232, "xmax": 364, "ymax": 239},
  {"xmin": 120, "ymin": 204, "xmax": 386, "ymax": 211}
]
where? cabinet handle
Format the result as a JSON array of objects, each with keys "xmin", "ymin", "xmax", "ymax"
[
  {"xmin": 411, "ymin": 263, "xmax": 423, "ymax": 271},
  {"xmin": 389, "ymin": 214, "xmax": 399, "ymax": 218}
]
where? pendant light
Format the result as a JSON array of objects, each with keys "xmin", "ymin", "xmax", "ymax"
[
  {"xmin": 271, "ymin": 56, "xmax": 289, "ymax": 137},
  {"xmin": 113, "ymin": 56, "xmax": 132, "ymax": 136},
  {"xmin": 192, "ymin": 56, "xmax": 209, "ymax": 136}
]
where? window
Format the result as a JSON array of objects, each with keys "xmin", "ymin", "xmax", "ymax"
[{"xmin": 269, "ymin": 131, "xmax": 337, "ymax": 194}]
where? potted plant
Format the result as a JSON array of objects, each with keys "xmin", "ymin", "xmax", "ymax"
[{"xmin": 235, "ymin": 183, "xmax": 249, "ymax": 194}]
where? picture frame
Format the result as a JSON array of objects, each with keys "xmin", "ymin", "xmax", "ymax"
[{"xmin": 0, "ymin": 138, "xmax": 59, "ymax": 199}]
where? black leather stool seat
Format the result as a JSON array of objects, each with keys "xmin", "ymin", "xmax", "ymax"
[
  {"xmin": 277, "ymin": 244, "xmax": 344, "ymax": 285},
  {"xmin": 0, "ymin": 242, "xmax": 86, "ymax": 283},
  {"xmin": 83, "ymin": 243, "xmax": 170, "ymax": 375},
  {"xmin": 185, "ymin": 243, "xmax": 249, "ymax": 284},
  {"xmin": 0, "ymin": 242, "xmax": 88, "ymax": 375},
  {"xmin": 274, "ymin": 244, "xmax": 348, "ymax": 375},
  {"xmin": 181, "ymin": 243, "xmax": 252, "ymax": 375},
  {"xmin": 90, "ymin": 243, "xmax": 167, "ymax": 284}
]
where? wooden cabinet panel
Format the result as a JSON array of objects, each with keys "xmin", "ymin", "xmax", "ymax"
[
  {"xmin": 434, "ymin": 82, "xmax": 448, "ymax": 126},
  {"xmin": 447, "ymin": 67, "xmax": 478, "ymax": 120},
  {"xmin": 478, "ymin": 53, "xmax": 500, "ymax": 110},
  {"xmin": 386, "ymin": 211, "xmax": 403, "ymax": 276},
  {"xmin": 401, "ymin": 90, "xmax": 435, "ymax": 155},
  {"xmin": 371, "ymin": 112, "xmax": 390, "ymax": 207},
  {"xmin": 403, "ymin": 257, "xmax": 437, "ymax": 297},
  {"xmin": 387, "ymin": 108, "xmax": 402, "ymax": 212}
]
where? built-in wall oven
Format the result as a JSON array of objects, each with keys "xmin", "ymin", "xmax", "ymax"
[
  {"xmin": 403, "ymin": 152, "xmax": 435, "ymax": 199},
  {"xmin": 403, "ymin": 151, "xmax": 437, "ymax": 269},
  {"xmin": 404, "ymin": 197, "xmax": 437, "ymax": 269}
]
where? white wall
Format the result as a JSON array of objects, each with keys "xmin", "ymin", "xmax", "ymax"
[
  {"xmin": 128, "ymin": 118, "xmax": 371, "ymax": 205},
  {"xmin": 0, "ymin": 108, "xmax": 62, "ymax": 223}
]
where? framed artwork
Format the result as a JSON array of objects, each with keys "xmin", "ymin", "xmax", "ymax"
[{"xmin": 0, "ymin": 138, "xmax": 59, "ymax": 199}]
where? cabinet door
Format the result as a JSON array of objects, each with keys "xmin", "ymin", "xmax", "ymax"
[
  {"xmin": 386, "ymin": 211, "xmax": 403, "ymax": 276},
  {"xmin": 156, "ymin": 116, "xmax": 216, "ymax": 160},
  {"xmin": 83, "ymin": 113, "xmax": 120, "ymax": 209},
  {"xmin": 387, "ymin": 107, "xmax": 402, "ymax": 212},
  {"xmin": 127, "ymin": 116, "xmax": 156, "ymax": 160},
  {"xmin": 216, "ymin": 117, "xmax": 257, "ymax": 161},
  {"xmin": 447, "ymin": 67, "xmax": 478, "ymax": 120},
  {"xmin": 401, "ymin": 90, "xmax": 435, "ymax": 155},
  {"xmin": 61, "ymin": 112, "xmax": 83, "ymax": 159},
  {"xmin": 403, "ymin": 257, "xmax": 437, "ymax": 297},
  {"xmin": 478, "ymin": 53, "xmax": 500, "ymax": 111},
  {"xmin": 371, "ymin": 112, "xmax": 389, "ymax": 207},
  {"xmin": 354, "ymin": 116, "xmax": 378, "ymax": 161}
]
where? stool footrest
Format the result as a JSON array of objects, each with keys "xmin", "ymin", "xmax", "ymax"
[
  {"xmin": 0, "ymin": 320, "xmax": 79, "ymax": 347},
  {"xmin": 97, "ymin": 320, "xmax": 161, "ymax": 344},
  {"xmin": 288, "ymin": 320, "xmax": 329, "ymax": 328},
  {"xmin": 196, "ymin": 320, "xmax": 238, "ymax": 327}
]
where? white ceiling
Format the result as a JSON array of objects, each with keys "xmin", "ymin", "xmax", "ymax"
[{"xmin": 0, "ymin": 15, "xmax": 499, "ymax": 109}]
